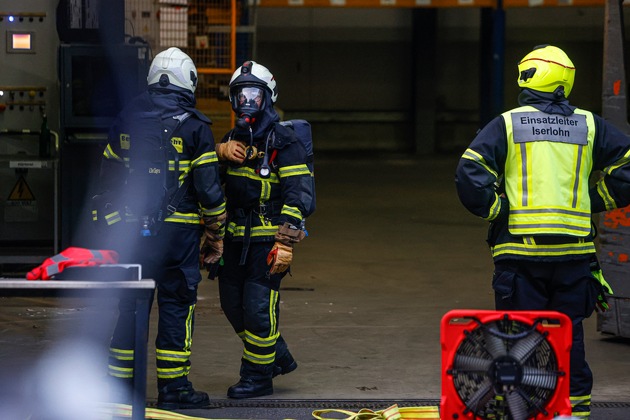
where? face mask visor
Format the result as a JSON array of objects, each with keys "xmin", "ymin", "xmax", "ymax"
[{"xmin": 231, "ymin": 86, "xmax": 265, "ymax": 117}]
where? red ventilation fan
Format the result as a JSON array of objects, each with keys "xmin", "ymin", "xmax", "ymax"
[{"xmin": 440, "ymin": 310, "xmax": 572, "ymax": 420}]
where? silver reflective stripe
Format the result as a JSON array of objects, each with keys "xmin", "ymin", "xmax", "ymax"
[
  {"xmin": 520, "ymin": 143, "xmax": 528, "ymax": 207},
  {"xmin": 511, "ymin": 208, "xmax": 590, "ymax": 217},
  {"xmin": 44, "ymin": 254, "xmax": 71, "ymax": 277},
  {"xmin": 572, "ymin": 144, "xmax": 585, "ymax": 208}
]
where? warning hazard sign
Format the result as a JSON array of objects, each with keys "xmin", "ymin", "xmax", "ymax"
[{"xmin": 7, "ymin": 176, "xmax": 35, "ymax": 201}]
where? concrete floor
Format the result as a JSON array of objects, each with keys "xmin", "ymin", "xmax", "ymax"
[{"xmin": 1, "ymin": 154, "xmax": 630, "ymax": 419}]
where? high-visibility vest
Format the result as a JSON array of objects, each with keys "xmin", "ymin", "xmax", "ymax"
[
  {"xmin": 502, "ymin": 106, "xmax": 596, "ymax": 237},
  {"xmin": 26, "ymin": 247, "xmax": 119, "ymax": 280}
]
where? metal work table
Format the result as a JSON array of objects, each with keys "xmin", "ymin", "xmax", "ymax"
[{"xmin": 0, "ymin": 278, "xmax": 155, "ymax": 420}]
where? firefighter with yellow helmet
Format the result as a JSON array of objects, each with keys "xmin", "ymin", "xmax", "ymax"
[{"xmin": 455, "ymin": 45, "xmax": 630, "ymax": 419}]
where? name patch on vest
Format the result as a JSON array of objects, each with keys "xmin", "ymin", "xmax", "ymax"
[{"xmin": 511, "ymin": 112, "xmax": 588, "ymax": 145}]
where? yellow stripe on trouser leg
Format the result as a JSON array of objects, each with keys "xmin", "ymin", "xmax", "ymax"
[
  {"xmin": 571, "ymin": 394, "xmax": 591, "ymax": 419},
  {"xmin": 241, "ymin": 289, "xmax": 280, "ymax": 366},
  {"xmin": 108, "ymin": 347, "xmax": 134, "ymax": 378}
]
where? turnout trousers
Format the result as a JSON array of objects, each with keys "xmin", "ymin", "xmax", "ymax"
[
  {"xmin": 492, "ymin": 258, "xmax": 599, "ymax": 419},
  {"xmin": 107, "ymin": 222, "xmax": 203, "ymax": 392},
  {"xmin": 219, "ymin": 239, "xmax": 291, "ymax": 380}
]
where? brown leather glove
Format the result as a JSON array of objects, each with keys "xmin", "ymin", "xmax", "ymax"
[
  {"xmin": 216, "ymin": 140, "xmax": 247, "ymax": 164},
  {"xmin": 201, "ymin": 237, "xmax": 223, "ymax": 265},
  {"xmin": 200, "ymin": 212, "xmax": 226, "ymax": 265},
  {"xmin": 274, "ymin": 222, "xmax": 306, "ymax": 246},
  {"xmin": 267, "ymin": 242, "xmax": 293, "ymax": 274}
]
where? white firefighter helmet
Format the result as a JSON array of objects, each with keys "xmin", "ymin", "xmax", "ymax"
[
  {"xmin": 147, "ymin": 47, "xmax": 198, "ymax": 93},
  {"xmin": 229, "ymin": 61, "xmax": 278, "ymax": 104}
]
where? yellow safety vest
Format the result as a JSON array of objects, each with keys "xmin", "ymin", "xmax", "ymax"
[{"xmin": 492, "ymin": 105, "xmax": 597, "ymax": 258}]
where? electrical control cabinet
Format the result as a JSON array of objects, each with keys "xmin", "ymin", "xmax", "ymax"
[{"xmin": 0, "ymin": 2, "xmax": 60, "ymax": 271}]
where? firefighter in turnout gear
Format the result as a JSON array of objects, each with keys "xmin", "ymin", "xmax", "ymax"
[
  {"xmin": 95, "ymin": 47, "xmax": 225, "ymax": 409},
  {"xmin": 455, "ymin": 45, "xmax": 630, "ymax": 419},
  {"xmin": 214, "ymin": 61, "xmax": 315, "ymax": 399}
]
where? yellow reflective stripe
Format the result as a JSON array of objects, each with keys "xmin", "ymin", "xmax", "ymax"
[
  {"xmin": 237, "ymin": 331, "xmax": 246, "ymax": 340},
  {"xmin": 269, "ymin": 289, "xmax": 278, "ymax": 336},
  {"xmin": 185, "ymin": 304, "xmax": 194, "ymax": 351},
  {"xmin": 103, "ymin": 144, "xmax": 123, "ymax": 162},
  {"xmin": 156, "ymin": 349, "xmax": 191, "ymax": 362},
  {"xmin": 191, "ymin": 151, "xmax": 218, "ymax": 169},
  {"xmin": 570, "ymin": 393, "xmax": 592, "ymax": 419},
  {"xmin": 484, "ymin": 194, "xmax": 502, "ymax": 221},
  {"xmin": 508, "ymin": 207, "xmax": 592, "ymax": 236},
  {"xmin": 201, "ymin": 202, "xmax": 226, "ymax": 217},
  {"xmin": 492, "ymin": 241, "xmax": 596, "ymax": 258},
  {"xmin": 227, "ymin": 223, "xmax": 278, "ymax": 237},
  {"xmin": 261, "ymin": 178, "xmax": 271, "ymax": 202},
  {"xmin": 461, "ymin": 148, "xmax": 499, "ymax": 179},
  {"xmin": 570, "ymin": 395, "xmax": 591, "ymax": 406},
  {"xmin": 242, "ymin": 348, "xmax": 276, "ymax": 365},
  {"xmin": 168, "ymin": 160, "xmax": 191, "ymax": 172},
  {"xmin": 164, "ymin": 212, "xmax": 201, "ymax": 224},
  {"xmin": 92, "ymin": 210, "xmax": 98, "ymax": 221},
  {"xmin": 108, "ymin": 365, "xmax": 134, "ymax": 378},
  {"xmin": 281, "ymin": 205, "xmax": 302, "ymax": 220},
  {"xmin": 109, "ymin": 348, "xmax": 134, "ymax": 361},
  {"xmin": 244, "ymin": 329, "xmax": 279, "ymax": 348},
  {"xmin": 157, "ymin": 366, "xmax": 190, "ymax": 379},
  {"xmin": 603, "ymin": 148, "xmax": 630, "ymax": 175},
  {"xmin": 596, "ymin": 178, "xmax": 616, "ymax": 211},
  {"xmin": 278, "ymin": 164, "xmax": 310, "ymax": 178},
  {"xmin": 227, "ymin": 166, "xmax": 280, "ymax": 183},
  {"xmin": 105, "ymin": 211, "xmax": 122, "ymax": 225}
]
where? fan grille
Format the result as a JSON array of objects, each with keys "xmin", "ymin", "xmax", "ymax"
[{"xmin": 450, "ymin": 318, "xmax": 559, "ymax": 420}]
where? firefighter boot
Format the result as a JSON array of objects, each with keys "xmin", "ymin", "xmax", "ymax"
[
  {"xmin": 157, "ymin": 382, "xmax": 210, "ymax": 409},
  {"xmin": 273, "ymin": 335, "xmax": 298, "ymax": 378},
  {"xmin": 273, "ymin": 354, "xmax": 298, "ymax": 377},
  {"xmin": 227, "ymin": 377, "xmax": 273, "ymax": 399},
  {"xmin": 227, "ymin": 361, "xmax": 273, "ymax": 399}
]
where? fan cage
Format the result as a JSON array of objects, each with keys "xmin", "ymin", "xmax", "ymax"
[{"xmin": 440, "ymin": 310, "xmax": 572, "ymax": 420}]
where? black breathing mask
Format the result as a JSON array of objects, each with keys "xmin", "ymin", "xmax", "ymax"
[{"xmin": 231, "ymin": 86, "xmax": 265, "ymax": 129}]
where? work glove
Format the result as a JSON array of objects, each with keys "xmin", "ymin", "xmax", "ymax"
[
  {"xmin": 590, "ymin": 258, "xmax": 614, "ymax": 312},
  {"xmin": 267, "ymin": 242, "xmax": 293, "ymax": 274},
  {"xmin": 266, "ymin": 222, "xmax": 306, "ymax": 274},
  {"xmin": 200, "ymin": 213, "xmax": 226, "ymax": 266},
  {"xmin": 216, "ymin": 140, "xmax": 247, "ymax": 164},
  {"xmin": 201, "ymin": 238, "xmax": 223, "ymax": 265}
]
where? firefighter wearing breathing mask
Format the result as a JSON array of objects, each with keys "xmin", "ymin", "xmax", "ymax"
[
  {"xmin": 211, "ymin": 61, "xmax": 314, "ymax": 399},
  {"xmin": 456, "ymin": 45, "xmax": 630, "ymax": 420}
]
